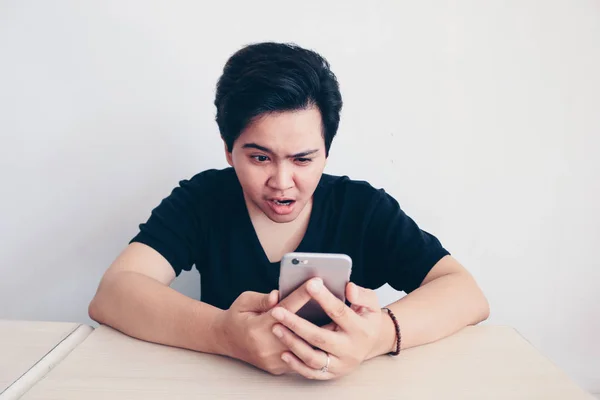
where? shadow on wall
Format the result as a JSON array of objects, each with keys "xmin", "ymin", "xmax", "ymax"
[{"xmin": 170, "ymin": 269, "xmax": 201, "ymax": 300}]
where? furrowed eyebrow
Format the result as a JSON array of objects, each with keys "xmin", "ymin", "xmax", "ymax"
[
  {"xmin": 242, "ymin": 143, "xmax": 273, "ymax": 153},
  {"xmin": 242, "ymin": 143, "xmax": 318, "ymax": 158},
  {"xmin": 291, "ymin": 149, "xmax": 318, "ymax": 158}
]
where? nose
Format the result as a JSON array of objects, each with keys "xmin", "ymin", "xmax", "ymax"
[{"xmin": 267, "ymin": 164, "xmax": 294, "ymax": 191}]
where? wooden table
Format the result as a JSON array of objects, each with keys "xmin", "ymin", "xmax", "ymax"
[
  {"xmin": 0, "ymin": 320, "xmax": 92, "ymax": 400},
  {"xmin": 19, "ymin": 324, "xmax": 593, "ymax": 399}
]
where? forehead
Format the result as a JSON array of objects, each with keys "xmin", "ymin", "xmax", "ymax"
[{"xmin": 237, "ymin": 108, "xmax": 324, "ymax": 151}]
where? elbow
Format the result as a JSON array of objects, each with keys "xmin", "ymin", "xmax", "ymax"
[
  {"xmin": 454, "ymin": 271, "xmax": 491, "ymax": 325},
  {"xmin": 473, "ymin": 288, "xmax": 490, "ymax": 324},
  {"xmin": 88, "ymin": 274, "xmax": 116, "ymax": 324},
  {"xmin": 479, "ymin": 295, "xmax": 491, "ymax": 322},
  {"xmin": 460, "ymin": 272, "xmax": 490, "ymax": 325},
  {"xmin": 88, "ymin": 293, "xmax": 104, "ymax": 324},
  {"xmin": 463, "ymin": 272, "xmax": 490, "ymax": 324},
  {"xmin": 88, "ymin": 297, "xmax": 99, "ymax": 322}
]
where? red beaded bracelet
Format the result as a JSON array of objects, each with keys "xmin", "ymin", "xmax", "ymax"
[{"xmin": 382, "ymin": 307, "xmax": 401, "ymax": 356}]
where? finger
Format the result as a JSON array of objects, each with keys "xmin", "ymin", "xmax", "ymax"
[
  {"xmin": 321, "ymin": 322, "xmax": 338, "ymax": 332},
  {"xmin": 266, "ymin": 290, "xmax": 279, "ymax": 309},
  {"xmin": 276, "ymin": 278, "xmax": 318, "ymax": 314},
  {"xmin": 281, "ymin": 351, "xmax": 335, "ymax": 381},
  {"xmin": 346, "ymin": 282, "xmax": 380, "ymax": 312},
  {"xmin": 236, "ymin": 290, "xmax": 278, "ymax": 313},
  {"xmin": 273, "ymin": 324, "xmax": 332, "ymax": 371},
  {"xmin": 350, "ymin": 304, "xmax": 368, "ymax": 316},
  {"xmin": 304, "ymin": 279, "xmax": 360, "ymax": 331},
  {"xmin": 271, "ymin": 306, "xmax": 339, "ymax": 353}
]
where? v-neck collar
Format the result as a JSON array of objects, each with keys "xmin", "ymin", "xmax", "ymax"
[{"xmin": 233, "ymin": 173, "xmax": 324, "ymax": 267}]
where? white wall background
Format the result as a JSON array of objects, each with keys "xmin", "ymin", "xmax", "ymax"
[{"xmin": 1, "ymin": 0, "xmax": 598, "ymax": 394}]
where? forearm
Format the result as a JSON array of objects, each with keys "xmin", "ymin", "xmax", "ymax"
[
  {"xmin": 88, "ymin": 270, "xmax": 225, "ymax": 355},
  {"xmin": 371, "ymin": 272, "xmax": 490, "ymax": 357}
]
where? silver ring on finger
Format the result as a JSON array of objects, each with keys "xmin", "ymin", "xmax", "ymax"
[{"xmin": 319, "ymin": 351, "xmax": 330, "ymax": 373}]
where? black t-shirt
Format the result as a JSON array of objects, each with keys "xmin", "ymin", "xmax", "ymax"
[{"xmin": 130, "ymin": 167, "xmax": 450, "ymax": 310}]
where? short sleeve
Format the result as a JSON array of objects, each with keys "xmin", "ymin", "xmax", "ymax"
[
  {"xmin": 129, "ymin": 175, "xmax": 208, "ymax": 276},
  {"xmin": 364, "ymin": 190, "xmax": 450, "ymax": 293}
]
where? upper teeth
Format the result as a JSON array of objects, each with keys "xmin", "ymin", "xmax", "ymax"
[{"xmin": 275, "ymin": 200, "xmax": 290, "ymax": 205}]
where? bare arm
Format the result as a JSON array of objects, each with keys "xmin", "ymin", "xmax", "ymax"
[
  {"xmin": 88, "ymin": 242, "xmax": 226, "ymax": 354},
  {"xmin": 371, "ymin": 255, "xmax": 490, "ymax": 357}
]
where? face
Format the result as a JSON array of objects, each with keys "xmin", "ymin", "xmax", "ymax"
[{"xmin": 225, "ymin": 107, "xmax": 327, "ymax": 223}]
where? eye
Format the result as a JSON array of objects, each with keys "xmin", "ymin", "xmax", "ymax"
[
  {"xmin": 251, "ymin": 155, "xmax": 269, "ymax": 163},
  {"xmin": 295, "ymin": 157, "xmax": 313, "ymax": 165}
]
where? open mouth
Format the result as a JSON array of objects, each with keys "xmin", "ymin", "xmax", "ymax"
[
  {"xmin": 271, "ymin": 199, "xmax": 295, "ymax": 206},
  {"xmin": 267, "ymin": 198, "xmax": 297, "ymax": 215}
]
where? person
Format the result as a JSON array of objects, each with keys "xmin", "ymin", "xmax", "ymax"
[{"xmin": 88, "ymin": 41, "xmax": 489, "ymax": 380}]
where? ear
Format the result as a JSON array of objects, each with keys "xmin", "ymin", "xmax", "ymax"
[{"xmin": 223, "ymin": 140, "xmax": 233, "ymax": 167}]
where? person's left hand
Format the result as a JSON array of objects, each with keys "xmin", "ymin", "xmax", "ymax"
[{"xmin": 270, "ymin": 278, "xmax": 389, "ymax": 380}]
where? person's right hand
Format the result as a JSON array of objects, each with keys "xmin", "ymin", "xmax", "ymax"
[{"xmin": 214, "ymin": 282, "xmax": 314, "ymax": 375}]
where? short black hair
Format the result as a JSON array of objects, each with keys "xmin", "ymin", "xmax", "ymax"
[{"xmin": 214, "ymin": 42, "xmax": 343, "ymax": 156}]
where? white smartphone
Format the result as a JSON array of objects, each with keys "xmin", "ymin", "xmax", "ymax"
[{"xmin": 278, "ymin": 252, "xmax": 352, "ymax": 326}]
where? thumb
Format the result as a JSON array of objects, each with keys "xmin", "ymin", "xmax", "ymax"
[
  {"xmin": 346, "ymin": 282, "xmax": 379, "ymax": 313},
  {"xmin": 235, "ymin": 290, "xmax": 278, "ymax": 313}
]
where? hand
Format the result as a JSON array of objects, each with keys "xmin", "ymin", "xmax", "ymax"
[
  {"xmin": 270, "ymin": 279, "xmax": 390, "ymax": 380},
  {"xmin": 213, "ymin": 283, "xmax": 314, "ymax": 375}
]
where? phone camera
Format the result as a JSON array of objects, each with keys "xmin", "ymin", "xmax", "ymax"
[{"xmin": 292, "ymin": 258, "xmax": 300, "ymax": 265}]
